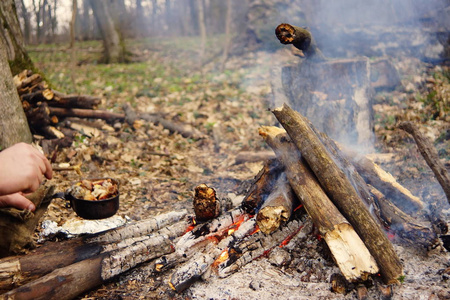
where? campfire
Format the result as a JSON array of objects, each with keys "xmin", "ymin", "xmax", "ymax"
[{"xmin": 0, "ymin": 103, "xmax": 447, "ymax": 299}]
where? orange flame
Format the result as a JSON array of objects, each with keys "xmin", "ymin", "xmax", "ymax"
[
  {"xmin": 184, "ymin": 217, "xmax": 197, "ymax": 233},
  {"xmin": 212, "ymin": 249, "xmax": 229, "ymax": 268}
]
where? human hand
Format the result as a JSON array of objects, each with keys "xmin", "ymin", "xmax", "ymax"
[
  {"xmin": 0, "ymin": 143, "xmax": 53, "ymax": 197},
  {"xmin": 0, "ymin": 193, "xmax": 35, "ymax": 211}
]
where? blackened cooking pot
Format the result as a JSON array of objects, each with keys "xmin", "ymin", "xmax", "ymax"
[{"xmin": 53, "ymin": 178, "xmax": 119, "ymax": 220}]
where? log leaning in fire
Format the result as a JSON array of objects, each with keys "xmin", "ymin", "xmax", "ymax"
[
  {"xmin": 399, "ymin": 121, "xmax": 450, "ymax": 205},
  {"xmin": 193, "ymin": 184, "xmax": 221, "ymax": 222},
  {"xmin": 0, "ymin": 210, "xmax": 187, "ymax": 291},
  {"xmin": 241, "ymin": 158, "xmax": 284, "ymax": 215},
  {"xmin": 256, "ymin": 173, "xmax": 298, "ymax": 234},
  {"xmin": 339, "ymin": 144, "xmax": 424, "ymax": 215},
  {"xmin": 275, "ymin": 23, "xmax": 326, "ymax": 61},
  {"xmin": 272, "ymin": 104, "xmax": 403, "ymax": 284},
  {"xmin": 260, "ymin": 126, "xmax": 379, "ymax": 282}
]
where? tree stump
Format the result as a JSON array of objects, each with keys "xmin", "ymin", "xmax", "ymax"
[{"xmin": 280, "ymin": 58, "xmax": 374, "ymax": 152}]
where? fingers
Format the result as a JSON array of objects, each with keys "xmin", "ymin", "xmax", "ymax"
[
  {"xmin": 0, "ymin": 193, "xmax": 36, "ymax": 211},
  {"xmin": 31, "ymin": 146, "xmax": 53, "ymax": 180}
]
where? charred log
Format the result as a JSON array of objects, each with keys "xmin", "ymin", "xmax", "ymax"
[{"xmin": 193, "ymin": 184, "xmax": 221, "ymax": 222}]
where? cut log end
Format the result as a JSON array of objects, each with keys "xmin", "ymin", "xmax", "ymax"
[
  {"xmin": 193, "ymin": 184, "xmax": 221, "ymax": 222},
  {"xmin": 256, "ymin": 206, "xmax": 289, "ymax": 235},
  {"xmin": 324, "ymin": 223, "xmax": 379, "ymax": 282},
  {"xmin": 275, "ymin": 23, "xmax": 296, "ymax": 44}
]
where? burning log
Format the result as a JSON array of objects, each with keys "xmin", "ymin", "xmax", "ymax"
[
  {"xmin": 275, "ymin": 23, "xmax": 326, "ymax": 61},
  {"xmin": 399, "ymin": 121, "xmax": 450, "ymax": 205},
  {"xmin": 241, "ymin": 158, "xmax": 284, "ymax": 215},
  {"xmin": 339, "ymin": 145, "xmax": 424, "ymax": 215},
  {"xmin": 217, "ymin": 217, "xmax": 310, "ymax": 278},
  {"xmin": 256, "ymin": 173, "xmax": 298, "ymax": 234},
  {"xmin": 259, "ymin": 126, "xmax": 379, "ymax": 282},
  {"xmin": 0, "ymin": 210, "xmax": 187, "ymax": 291},
  {"xmin": 193, "ymin": 184, "xmax": 221, "ymax": 222},
  {"xmin": 368, "ymin": 185, "xmax": 437, "ymax": 247},
  {"xmin": 169, "ymin": 218, "xmax": 257, "ymax": 292},
  {"xmin": 271, "ymin": 104, "xmax": 403, "ymax": 284}
]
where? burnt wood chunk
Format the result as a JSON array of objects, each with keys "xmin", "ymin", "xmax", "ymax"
[{"xmin": 193, "ymin": 184, "xmax": 221, "ymax": 222}]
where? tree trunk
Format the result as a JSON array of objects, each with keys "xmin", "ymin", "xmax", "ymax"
[
  {"xmin": 17, "ymin": 0, "xmax": 31, "ymax": 44},
  {"xmin": 0, "ymin": 39, "xmax": 32, "ymax": 149},
  {"xmin": 0, "ymin": 0, "xmax": 36, "ymax": 75},
  {"xmin": 196, "ymin": 0, "xmax": 207, "ymax": 66},
  {"xmin": 88, "ymin": 0, "xmax": 124, "ymax": 63}
]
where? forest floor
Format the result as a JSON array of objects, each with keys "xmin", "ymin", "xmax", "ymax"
[{"xmin": 26, "ymin": 36, "xmax": 450, "ymax": 299}]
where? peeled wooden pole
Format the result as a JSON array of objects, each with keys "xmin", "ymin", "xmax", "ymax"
[
  {"xmin": 272, "ymin": 104, "xmax": 403, "ymax": 284},
  {"xmin": 259, "ymin": 126, "xmax": 378, "ymax": 282}
]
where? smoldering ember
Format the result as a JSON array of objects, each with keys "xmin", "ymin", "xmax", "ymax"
[{"xmin": 0, "ymin": 0, "xmax": 449, "ymax": 300}]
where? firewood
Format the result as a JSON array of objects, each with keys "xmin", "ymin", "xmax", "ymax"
[
  {"xmin": 339, "ymin": 144, "xmax": 424, "ymax": 215},
  {"xmin": 1, "ymin": 231, "xmax": 176, "ymax": 300},
  {"xmin": 193, "ymin": 184, "xmax": 221, "ymax": 222},
  {"xmin": 368, "ymin": 185, "xmax": 437, "ymax": 248},
  {"xmin": 271, "ymin": 104, "xmax": 403, "ymax": 284},
  {"xmin": 0, "ymin": 211, "xmax": 188, "ymax": 291},
  {"xmin": 256, "ymin": 173, "xmax": 298, "ymax": 234},
  {"xmin": 48, "ymin": 107, "xmax": 125, "ymax": 122},
  {"xmin": 52, "ymin": 90, "xmax": 101, "ymax": 109},
  {"xmin": 241, "ymin": 158, "xmax": 284, "ymax": 215},
  {"xmin": 399, "ymin": 121, "xmax": 450, "ymax": 205},
  {"xmin": 20, "ymin": 89, "xmax": 54, "ymax": 104},
  {"xmin": 217, "ymin": 218, "xmax": 309, "ymax": 278},
  {"xmin": 259, "ymin": 126, "xmax": 379, "ymax": 282},
  {"xmin": 169, "ymin": 218, "xmax": 257, "ymax": 292},
  {"xmin": 275, "ymin": 23, "xmax": 326, "ymax": 61}
]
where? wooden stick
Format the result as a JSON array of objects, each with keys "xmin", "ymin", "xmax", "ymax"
[
  {"xmin": 399, "ymin": 121, "xmax": 450, "ymax": 205},
  {"xmin": 271, "ymin": 104, "xmax": 403, "ymax": 284},
  {"xmin": 256, "ymin": 173, "xmax": 298, "ymax": 234},
  {"xmin": 48, "ymin": 107, "xmax": 125, "ymax": 122},
  {"xmin": 260, "ymin": 126, "xmax": 379, "ymax": 282}
]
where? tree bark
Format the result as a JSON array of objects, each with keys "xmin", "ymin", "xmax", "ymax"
[
  {"xmin": 272, "ymin": 104, "xmax": 403, "ymax": 284},
  {"xmin": 0, "ymin": 0, "xmax": 37, "ymax": 75},
  {"xmin": 0, "ymin": 38, "xmax": 32, "ymax": 149},
  {"xmin": 260, "ymin": 126, "xmax": 379, "ymax": 282},
  {"xmin": 88, "ymin": 0, "xmax": 124, "ymax": 63}
]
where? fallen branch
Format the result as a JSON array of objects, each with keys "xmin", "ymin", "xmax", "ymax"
[{"xmin": 399, "ymin": 121, "xmax": 450, "ymax": 205}]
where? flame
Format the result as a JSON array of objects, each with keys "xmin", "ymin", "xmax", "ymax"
[
  {"xmin": 293, "ymin": 204, "xmax": 303, "ymax": 212},
  {"xmin": 387, "ymin": 231, "xmax": 396, "ymax": 241},
  {"xmin": 212, "ymin": 249, "xmax": 230, "ymax": 268},
  {"xmin": 184, "ymin": 217, "xmax": 197, "ymax": 233},
  {"xmin": 250, "ymin": 224, "xmax": 260, "ymax": 235}
]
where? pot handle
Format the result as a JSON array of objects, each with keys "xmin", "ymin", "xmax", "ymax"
[{"xmin": 51, "ymin": 192, "xmax": 72, "ymax": 208}]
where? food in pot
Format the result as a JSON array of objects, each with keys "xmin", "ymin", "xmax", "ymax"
[{"xmin": 68, "ymin": 178, "xmax": 118, "ymax": 201}]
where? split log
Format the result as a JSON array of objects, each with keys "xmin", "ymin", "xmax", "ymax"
[
  {"xmin": 339, "ymin": 144, "xmax": 424, "ymax": 215},
  {"xmin": 48, "ymin": 107, "xmax": 125, "ymax": 122},
  {"xmin": 0, "ymin": 210, "xmax": 187, "ymax": 291},
  {"xmin": 256, "ymin": 173, "xmax": 298, "ymax": 234},
  {"xmin": 259, "ymin": 126, "xmax": 379, "ymax": 282},
  {"xmin": 193, "ymin": 184, "xmax": 221, "ymax": 222},
  {"xmin": 399, "ymin": 121, "xmax": 450, "ymax": 205},
  {"xmin": 272, "ymin": 104, "xmax": 403, "ymax": 284},
  {"xmin": 275, "ymin": 23, "xmax": 326, "ymax": 61},
  {"xmin": 51, "ymin": 91, "xmax": 101, "ymax": 109},
  {"xmin": 241, "ymin": 158, "xmax": 284, "ymax": 215}
]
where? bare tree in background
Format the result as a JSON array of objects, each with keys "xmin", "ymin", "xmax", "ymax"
[
  {"xmin": 196, "ymin": 0, "xmax": 206, "ymax": 67},
  {"xmin": 89, "ymin": 0, "xmax": 125, "ymax": 63},
  {"xmin": 220, "ymin": 0, "xmax": 233, "ymax": 71},
  {"xmin": 15, "ymin": 0, "xmax": 31, "ymax": 44}
]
